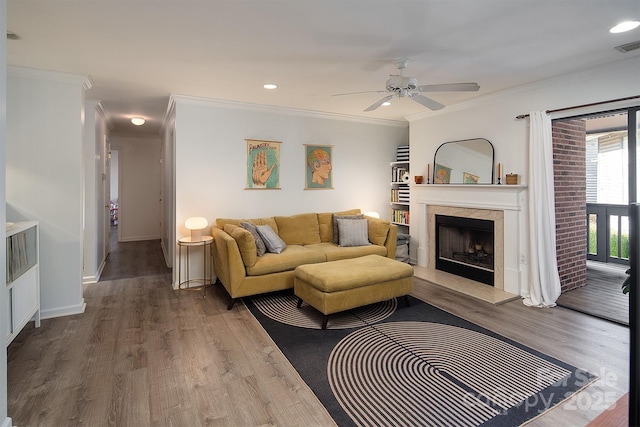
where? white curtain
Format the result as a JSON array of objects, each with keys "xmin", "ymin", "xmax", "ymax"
[{"xmin": 523, "ymin": 111, "xmax": 561, "ymax": 308}]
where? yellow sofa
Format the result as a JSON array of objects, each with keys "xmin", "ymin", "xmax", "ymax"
[{"xmin": 210, "ymin": 209, "xmax": 398, "ymax": 309}]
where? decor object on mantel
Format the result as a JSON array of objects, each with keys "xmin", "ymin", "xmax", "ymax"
[
  {"xmin": 433, "ymin": 138, "xmax": 494, "ymax": 184},
  {"xmin": 506, "ymin": 173, "xmax": 519, "ymax": 185}
]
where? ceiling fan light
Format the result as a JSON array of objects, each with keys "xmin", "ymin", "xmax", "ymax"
[
  {"xmin": 382, "ymin": 102, "xmax": 391, "ymax": 107},
  {"xmin": 610, "ymin": 21, "xmax": 640, "ymax": 33},
  {"xmin": 131, "ymin": 117, "xmax": 145, "ymax": 126}
]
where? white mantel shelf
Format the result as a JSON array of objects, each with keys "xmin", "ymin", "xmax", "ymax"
[{"xmin": 412, "ymin": 184, "xmax": 526, "ymax": 188}]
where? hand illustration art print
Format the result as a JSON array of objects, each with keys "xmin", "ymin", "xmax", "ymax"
[
  {"xmin": 246, "ymin": 140, "xmax": 281, "ymax": 189},
  {"xmin": 252, "ymin": 150, "xmax": 275, "ymax": 186}
]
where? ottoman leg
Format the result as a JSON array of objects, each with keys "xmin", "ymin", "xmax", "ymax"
[
  {"xmin": 296, "ymin": 297, "xmax": 303, "ymax": 308},
  {"xmin": 404, "ymin": 295, "xmax": 411, "ymax": 307},
  {"xmin": 322, "ymin": 315, "xmax": 329, "ymax": 330}
]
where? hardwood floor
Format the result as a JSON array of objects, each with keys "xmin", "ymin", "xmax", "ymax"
[
  {"xmin": 557, "ymin": 262, "xmax": 629, "ymax": 325},
  {"xmin": 6, "ymin": 242, "xmax": 630, "ymax": 426}
]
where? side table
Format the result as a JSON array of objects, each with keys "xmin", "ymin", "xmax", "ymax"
[{"xmin": 177, "ymin": 235, "xmax": 214, "ymax": 298}]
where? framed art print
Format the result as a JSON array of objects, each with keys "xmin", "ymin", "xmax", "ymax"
[
  {"xmin": 305, "ymin": 144, "xmax": 333, "ymax": 189},
  {"xmin": 434, "ymin": 163, "xmax": 452, "ymax": 184},
  {"xmin": 463, "ymin": 172, "xmax": 479, "ymax": 184},
  {"xmin": 246, "ymin": 139, "xmax": 281, "ymax": 189}
]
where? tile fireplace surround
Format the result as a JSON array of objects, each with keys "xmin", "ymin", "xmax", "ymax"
[{"xmin": 413, "ymin": 184, "xmax": 527, "ymax": 304}]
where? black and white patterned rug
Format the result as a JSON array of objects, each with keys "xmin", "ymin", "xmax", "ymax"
[{"xmin": 245, "ymin": 291, "xmax": 597, "ymax": 427}]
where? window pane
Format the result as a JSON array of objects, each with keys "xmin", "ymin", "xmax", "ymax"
[{"xmin": 588, "ymin": 213, "xmax": 597, "ymax": 255}]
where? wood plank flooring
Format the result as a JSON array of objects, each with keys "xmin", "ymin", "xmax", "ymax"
[
  {"xmin": 6, "ymin": 240, "xmax": 631, "ymax": 426},
  {"xmin": 557, "ymin": 262, "xmax": 629, "ymax": 325}
]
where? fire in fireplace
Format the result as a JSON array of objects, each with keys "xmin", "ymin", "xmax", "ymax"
[{"xmin": 435, "ymin": 215, "xmax": 495, "ymax": 286}]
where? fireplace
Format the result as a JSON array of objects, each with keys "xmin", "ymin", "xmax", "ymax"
[
  {"xmin": 413, "ymin": 185, "xmax": 527, "ymax": 300},
  {"xmin": 435, "ymin": 215, "xmax": 494, "ymax": 286}
]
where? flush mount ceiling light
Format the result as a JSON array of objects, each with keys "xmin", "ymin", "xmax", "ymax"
[
  {"xmin": 610, "ymin": 21, "xmax": 640, "ymax": 33},
  {"xmin": 263, "ymin": 83, "xmax": 278, "ymax": 90},
  {"xmin": 131, "ymin": 117, "xmax": 145, "ymax": 126}
]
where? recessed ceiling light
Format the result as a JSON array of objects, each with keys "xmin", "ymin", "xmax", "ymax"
[
  {"xmin": 382, "ymin": 102, "xmax": 391, "ymax": 107},
  {"xmin": 263, "ymin": 83, "xmax": 278, "ymax": 90},
  {"xmin": 610, "ymin": 21, "xmax": 640, "ymax": 33},
  {"xmin": 131, "ymin": 117, "xmax": 145, "ymax": 126}
]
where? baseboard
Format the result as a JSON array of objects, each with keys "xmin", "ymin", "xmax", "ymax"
[
  {"xmin": 120, "ymin": 235, "xmax": 161, "ymax": 242},
  {"xmin": 161, "ymin": 240, "xmax": 172, "ymax": 268},
  {"xmin": 2, "ymin": 416, "xmax": 12, "ymax": 427},
  {"xmin": 82, "ymin": 259, "xmax": 106, "ymax": 285},
  {"xmin": 40, "ymin": 299, "xmax": 87, "ymax": 320}
]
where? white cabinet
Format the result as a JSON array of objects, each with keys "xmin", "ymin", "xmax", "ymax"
[{"xmin": 6, "ymin": 221, "xmax": 40, "ymax": 346}]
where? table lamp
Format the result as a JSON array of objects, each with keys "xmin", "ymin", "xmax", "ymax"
[{"xmin": 185, "ymin": 217, "xmax": 208, "ymax": 241}]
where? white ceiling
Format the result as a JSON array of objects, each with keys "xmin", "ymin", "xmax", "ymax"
[{"xmin": 7, "ymin": 0, "xmax": 640, "ymax": 135}]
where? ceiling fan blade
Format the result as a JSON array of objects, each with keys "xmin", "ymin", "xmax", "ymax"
[
  {"xmin": 332, "ymin": 90, "xmax": 388, "ymax": 97},
  {"xmin": 364, "ymin": 95, "xmax": 394, "ymax": 112},
  {"xmin": 417, "ymin": 82, "xmax": 480, "ymax": 92},
  {"xmin": 410, "ymin": 93, "xmax": 445, "ymax": 111}
]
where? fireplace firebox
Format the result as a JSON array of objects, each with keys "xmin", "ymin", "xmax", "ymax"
[{"xmin": 435, "ymin": 215, "xmax": 494, "ymax": 286}]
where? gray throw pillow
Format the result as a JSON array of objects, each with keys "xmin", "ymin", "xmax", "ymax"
[
  {"xmin": 240, "ymin": 221, "xmax": 266, "ymax": 256},
  {"xmin": 337, "ymin": 218, "xmax": 370, "ymax": 247},
  {"xmin": 256, "ymin": 224, "xmax": 287, "ymax": 254},
  {"xmin": 332, "ymin": 214, "xmax": 363, "ymax": 244}
]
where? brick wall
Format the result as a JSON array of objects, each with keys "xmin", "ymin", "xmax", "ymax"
[{"xmin": 552, "ymin": 119, "xmax": 587, "ymax": 292}]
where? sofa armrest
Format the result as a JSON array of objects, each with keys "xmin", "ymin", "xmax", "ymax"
[
  {"xmin": 385, "ymin": 223, "xmax": 398, "ymax": 259},
  {"xmin": 211, "ymin": 226, "xmax": 247, "ymax": 295}
]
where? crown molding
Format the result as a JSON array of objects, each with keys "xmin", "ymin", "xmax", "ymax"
[
  {"xmin": 170, "ymin": 93, "xmax": 408, "ymax": 128},
  {"xmin": 8, "ymin": 65, "xmax": 92, "ymax": 89}
]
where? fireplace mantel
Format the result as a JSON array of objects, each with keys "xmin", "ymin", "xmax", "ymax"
[{"xmin": 412, "ymin": 184, "xmax": 527, "ymax": 303}]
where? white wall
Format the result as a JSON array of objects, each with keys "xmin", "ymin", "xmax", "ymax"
[
  {"xmin": 110, "ymin": 149, "xmax": 119, "ymax": 203},
  {"xmin": 0, "ymin": 0, "xmax": 10, "ymax": 424},
  {"xmin": 160, "ymin": 104, "xmax": 176, "ymax": 268},
  {"xmin": 172, "ymin": 95, "xmax": 409, "ymax": 284},
  {"xmin": 110, "ymin": 134, "xmax": 162, "ymax": 242},
  {"xmin": 409, "ymin": 56, "xmax": 640, "ymax": 277},
  {"xmin": 82, "ymin": 101, "xmax": 110, "ymax": 284},
  {"xmin": 6, "ymin": 66, "xmax": 88, "ymax": 319}
]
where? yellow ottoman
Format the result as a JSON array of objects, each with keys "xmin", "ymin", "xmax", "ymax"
[{"xmin": 294, "ymin": 255, "xmax": 414, "ymax": 329}]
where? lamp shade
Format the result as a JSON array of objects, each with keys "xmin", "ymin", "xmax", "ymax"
[
  {"xmin": 185, "ymin": 217, "xmax": 208, "ymax": 241},
  {"xmin": 185, "ymin": 217, "xmax": 208, "ymax": 230}
]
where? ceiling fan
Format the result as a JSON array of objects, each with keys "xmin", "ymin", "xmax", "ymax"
[{"xmin": 334, "ymin": 59, "xmax": 480, "ymax": 112}]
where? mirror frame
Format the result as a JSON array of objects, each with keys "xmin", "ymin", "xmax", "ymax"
[{"xmin": 432, "ymin": 138, "xmax": 495, "ymax": 184}]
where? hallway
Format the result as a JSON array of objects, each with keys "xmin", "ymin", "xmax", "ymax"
[{"xmin": 99, "ymin": 226, "xmax": 171, "ymax": 281}]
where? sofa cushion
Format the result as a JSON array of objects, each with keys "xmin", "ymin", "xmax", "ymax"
[
  {"xmin": 304, "ymin": 242, "xmax": 387, "ymax": 261},
  {"xmin": 217, "ymin": 217, "xmax": 279, "ymax": 235},
  {"xmin": 366, "ymin": 216, "xmax": 391, "ymax": 246},
  {"xmin": 274, "ymin": 213, "xmax": 321, "ymax": 245},
  {"xmin": 223, "ymin": 224, "xmax": 257, "ymax": 268},
  {"xmin": 240, "ymin": 221, "xmax": 266, "ymax": 256},
  {"xmin": 318, "ymin": 209, "xmax": 361, "ymax": 242},
  {"xmin": 256, "ymin": 224, "xmax": 287, "ymax": 254},
  {"xmin": 332, "ymin": 213, "xmax": 363, "ymax": 244},
  {"xmin": 246, "ymin": 245, "xmax": 326, "ymax": 276},
  {"xmin": 337, "ymin": 218, "xmax": 370, "ymax": 247}
]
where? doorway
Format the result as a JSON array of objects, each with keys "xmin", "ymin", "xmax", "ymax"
[
  {"xmin": 556, "ymin": 110, "xmax": 631, "ymax": 325},
  {"xmin": 109, "ymin": 149, "xmax": 119, "ymax": 250}
]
